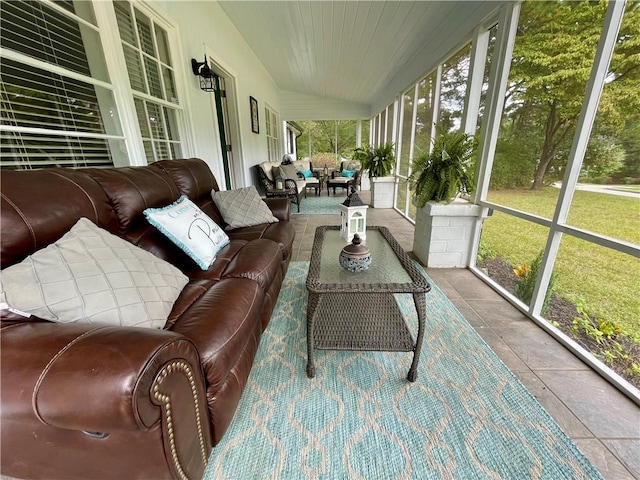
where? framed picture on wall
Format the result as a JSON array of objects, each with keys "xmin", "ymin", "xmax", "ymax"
[{"xmin": 250, "ymin": 96, "xmax": 259, "ymax": 134}]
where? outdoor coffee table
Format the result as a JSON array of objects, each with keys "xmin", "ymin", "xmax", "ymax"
[{"xmin": 305, "ymin": 226, "xmax": 431, "ymax": 382}]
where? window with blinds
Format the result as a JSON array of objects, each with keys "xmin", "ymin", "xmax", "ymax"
[
  {"xmin": 0, "ymin": 1, "xmax": 124, "ymax": 169},
  {"xmin": 114, "ymin": 1, "xmax": 182, "ymax": 164},
  {"xmin": 265, "ymin": 105, "xmax": 280, "ymax": 162}
]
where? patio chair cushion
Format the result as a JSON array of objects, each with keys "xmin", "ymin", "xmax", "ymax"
[
  {"xmin": 0, "ymin": 217, "xmax": 188, "ymax": 329},
  {"xmin": 292, "ymin": 160, "xmax": 312, "ymax": 172},
  {"xmin": 212, "ymin": 186, "xmax": 279, "ymax": 229},
  {"xmin": 144, "ymin": 195, "xmax": 230, "ymax": 270}
]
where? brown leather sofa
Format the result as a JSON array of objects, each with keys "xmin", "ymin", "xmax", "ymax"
[{"xmin": 0, "ymin": 158, "xmax": 295, "ymax": 480}]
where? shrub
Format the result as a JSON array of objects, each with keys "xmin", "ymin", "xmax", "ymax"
[{"xmin": 513, "ymin": 250, "xmax": 556, "ymax": 315}]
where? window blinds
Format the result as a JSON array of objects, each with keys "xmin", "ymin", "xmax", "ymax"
[{"xmin": 0, "ymin": 1, "xmax": 116, "ymax": 169}]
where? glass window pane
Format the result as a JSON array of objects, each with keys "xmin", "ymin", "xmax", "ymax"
[
  {"xmin": 372, "ymin": 116, "xmax": 379, "ymax": 146},
  {"xmin": 385, "ymin": 106, "xmax": 394, "ymax": 144},
  {"xmin": 415, "ymin": 73, "xmax": 437, "ymax": 156},
  {"xmin": 379, "ymin": 112, "xmax": 386, "ymax": 147},
  {"xmin": 438, "ymin": 44, "xmax": 471, "ymax": 133},
  {"xmin": 0, "ymin": 1, "xmax": 108, "ymax": 82},
  {"xmin": 477, "ymin": 24, "xmax": 498, "ymax": 135},
  {"xmin": 162, "ymin": 67, "xmax": 177, "ymax": 104},
  {"xmin": 144, "ymin": 57, "xmax": 163, "ymax": 98},
  {"xmin": 123, "ymin": 45, "xmax": 146, "ymax": 92},
  {"xmin": 566, "ymin": 190, "xmax": 640, "ymax": 245},
  {"xmin": 337, "ymin": 120, "xmax": 356, "ymax": 160},
  {"xmin": 163, "ymin": 107, "xmax": 179, "ymax": 141},
  {"xmin": 154, "ymin": 140, "xmax": 169, "ymax": 161},
  {"xmin": 155, "ymin": 24, "xmax": 171, "ymax": 65},
  {"xmin": 147, "ymin": 102, "xmax": 166, "ymax": 140},
  {"xmin": 135, "ymin": 10, "xmax": 156, "ymax": 57},
  {"xmin": 569, "ymin": 2, "xmax": 640, "ymax": 243},
  {"xmin": 1, "ymin": 132, "xmax": 114, "ymax": 169},
  {"xmin": 361, "ymin": 119, "xmax": 370, "ymax": 147},
  {"xmin": 398, "ymin": 89, "xmax": 414, "ymax": 177},
  {"xmin": 477, "ymin": 212, "xmax": 550, "ymax": 309},
  {"xmin": 1, "ymin": 59, "xmax": 105, "ymax": 134},
  {"xmin": 170, "ymin": 142, "xmax": 182, "ymax": 159},
  {"xmin": 134, "ymin": 99, "xmax": 150, "ymax": 137},
  {"xmin": 552, "ymin": 237, "xmax": 639, "ymax": 388},
  {"xmin": 143, "ymin": 140, "xmax": 154, "ymax": 164},
  {"xmin": 114, "ymin": 1, "xmax": 137, "ymax": 47},
  {"xmin": 489, "ymin": 1, "xmax": 605, "ymax": 209},
  {"xmin": 310, "ymin": 120, "xmax": 338, "ymax": 170}
]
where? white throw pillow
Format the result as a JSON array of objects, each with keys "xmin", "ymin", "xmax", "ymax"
[
  {"xmin": 212, "ymin": 186, "xmax": 279, "ymax": 230},
  {"xmin": 144, "ymin": 195, "xmax": 230, "ymax": 270},
  {"xmin": 0, "ymin": 218, "xmax": 189, "ymax": 329}
]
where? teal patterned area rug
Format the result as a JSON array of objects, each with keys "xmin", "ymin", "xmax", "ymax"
[
  {"xmin": 204, "ymin": 262, "xmax": 602, "ymax": 480},
  {"xmin": 295, "ymin": 195, "xmax": 343, "ymax": 215}
]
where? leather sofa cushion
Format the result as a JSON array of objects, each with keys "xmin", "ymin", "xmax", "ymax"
[
  {"xmin": 169, "ymin": 277, "xmax": 264, "ymax": 390},
  {"xmin": 151, "ymin": 159, "xmax": 227, "ymax": 227},
  {"xmin": 227, "ymin": 223, "xmax": 295, "ymax": 261},
  {"xmin": 83, "ymin": 166, "xmax": 180, "ymax": 235},
  {"xmin": 0, "ymin": 169, "xmax": 118, "ymax": 269}
]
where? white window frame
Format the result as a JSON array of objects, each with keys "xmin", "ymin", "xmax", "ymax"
[{"xmin": 468, "ymin": 1, "xmax": 639, "ymax": 403}]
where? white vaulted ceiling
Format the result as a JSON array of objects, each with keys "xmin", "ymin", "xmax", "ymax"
[{"xmin": 218, "ymin": 1, "xmax": 501, "ymax": 110}]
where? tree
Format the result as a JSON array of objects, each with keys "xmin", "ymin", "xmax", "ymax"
[{"xmin": 502, "ymin": 0, "xmax": 640, "ymax": 189}]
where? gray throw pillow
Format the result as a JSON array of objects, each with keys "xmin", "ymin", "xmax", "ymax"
[
  {"xmin": 212, "ymin": 186, "xmax": 279, "ymax": 230},
  {"xmin": 278, "ymin": 163, "xmax": 300, "ymax": 182},
  {"xmin": 0, "ymin": 218, "xmax": 189, "ymax": 329}
]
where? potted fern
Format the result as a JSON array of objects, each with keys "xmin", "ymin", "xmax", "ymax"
[
  {"xmin": 352, "ymin": 143, "xmax": 396, "ymax": 208},
  {"xmin": 409, "ymin": 128, "xmax": 482, "ymax": 267},
  {"xmin": 410, "ymin": 128, "xmax": 476, "ymax": 206}
]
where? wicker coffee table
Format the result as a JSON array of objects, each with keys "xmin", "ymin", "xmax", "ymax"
[{"xmin": 305, "ymin": 226, "xmax": 431, "ymax": 382}]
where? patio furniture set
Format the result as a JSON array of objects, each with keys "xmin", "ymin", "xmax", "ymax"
[{"xmin": 256, "ymin": 159, "xmax": 361, "ymax": 211}]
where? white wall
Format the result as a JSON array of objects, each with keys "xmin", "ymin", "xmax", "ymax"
[{"xmin": 152, "ymin": 1, "xmax": 280, "ymax": 187}]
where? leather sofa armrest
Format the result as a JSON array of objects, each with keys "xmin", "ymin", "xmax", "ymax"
[
  {"xmin": 264, "ymin": 197, "xmax": 291, "ymax": 221},
  {"xmin": 1, "ymin": 323, "xmax": 212, "ymax": 443}
]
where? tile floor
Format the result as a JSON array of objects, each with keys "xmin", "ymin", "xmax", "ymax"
[{"xmin": 290, "ymin": 191, "xmax": 640, "ymax": 480}]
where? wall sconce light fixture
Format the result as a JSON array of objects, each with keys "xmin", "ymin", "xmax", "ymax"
[{"xmin": 191, "ymin": 56, "xmax": 215, "ymax": 92}]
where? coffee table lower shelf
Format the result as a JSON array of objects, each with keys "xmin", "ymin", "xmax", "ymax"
[{"xmin": 306, "ymin": 292, "xmax": 417, "ymax": 380}]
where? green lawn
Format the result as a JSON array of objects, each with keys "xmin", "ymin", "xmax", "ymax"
[{"xmin": 482, "ymin": 188, "xmax": 640, "ymax": 337}]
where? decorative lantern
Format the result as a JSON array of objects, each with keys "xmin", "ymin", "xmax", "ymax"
[
  {"xmin": 275, "ymin": 174, "xmax": 285, "ymax": 190},
  {"xmin": 340, "ymin": 187, "xmax": 368, "ymax": 242}
]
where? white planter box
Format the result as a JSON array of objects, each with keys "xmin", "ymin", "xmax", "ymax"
[
  {"xmin": 370, "ymin": 176, "xmax": 395, "ymax": 208},
  {"xmin": 360, "ymin": 174, "xmax": 371, "ymax": 191},
  {"xmin": 412, "ymin": 199, "xmax": 482, "ymax": 268}
]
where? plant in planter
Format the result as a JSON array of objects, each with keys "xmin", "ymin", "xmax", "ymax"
[
  {"xmin": 410, "ymin": 128, "xmax": 480, "ymax": 267},
  {"xmin": 353, "ymin": 143, "xmax": 395, "ymax": 207},
  {"xmin": 353, "ymin": 142, "xmax": 395, "ymax": 179},
  {"xmin": 410, "ymin": 128, "xmax": 476, "ymax": 207}
]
